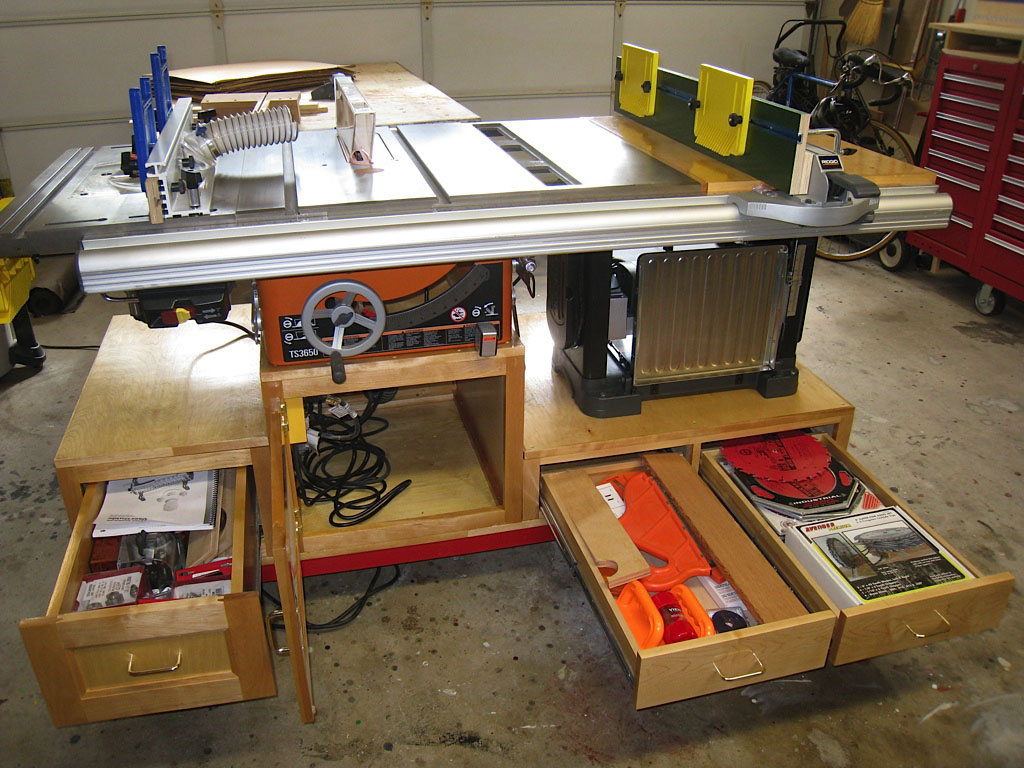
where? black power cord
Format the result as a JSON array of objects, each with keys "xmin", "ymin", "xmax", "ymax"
[
  {"xmin": 263, "ymin": 564, "xmax": 401, "ymax": 633},
  {"xmin": 293, "ymin": 388, "xmax": 411, "ymax": 528}
]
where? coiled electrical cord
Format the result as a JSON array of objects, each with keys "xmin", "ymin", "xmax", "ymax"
[
  {"xmin": 263, "ymin": 564, "xmax": 401, "ymax": 633},
  {"xmin": 293, "ymin": 389, "xmax": 411, "ymax": 528}
]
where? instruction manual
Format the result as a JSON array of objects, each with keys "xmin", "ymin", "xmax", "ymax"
[{"xmin": 93, "ymin": 470, "xmax": 221, "ymax": 537}]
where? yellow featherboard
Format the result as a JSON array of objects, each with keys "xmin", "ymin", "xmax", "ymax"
[
  {"xmin": 694, "ymin": 64, "xmax": 753, "ymax": 157},
  {"xmin": 619, "ymin": 44, "xmax": 659, "ymax": 117}
]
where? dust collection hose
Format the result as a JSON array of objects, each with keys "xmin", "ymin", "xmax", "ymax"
[
  {"xmin": 207, "ymin": 106, "xmax": 298, "ymax": 155},
  {"xmin": 184, "ymin": 106, "xmax": 299, "ymax": 169}
]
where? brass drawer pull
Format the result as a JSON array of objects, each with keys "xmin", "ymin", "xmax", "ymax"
[
  {"xmin": 713, "ymin": 651, "xmax": 765, "ymax": 681},
  {"xmin": 904, "ymin": 610, "xmax": 952, "ymax": 640},
  {"xmin": 127, "ymin": 650, "xmax": 182, "ymax": 676},
  {"xmin": 265, "ymin": 609, "xmax": 290, "ymax": 656}
]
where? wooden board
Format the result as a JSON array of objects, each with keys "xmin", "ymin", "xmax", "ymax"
[
  {"xmin": 55, "ymin": 307, "xmax": 267, "ymax": 470},
  {"xmin": 592, "ymin": 116, "xmax": 759, "ymax": 194},
  {"xmin": 542, "ymin": 470, "xmax": 650, "ymax": 588},
  {"xmin": 299, "ymin": 61, "xmax": 478, "ymax": 130},
  {"xmin": 643, "ymin": 452, "xmax": 808, "ymax": 625},
  {"xmin": 809, "ymin": 134, "xmax": 936, "ymax": 187}
]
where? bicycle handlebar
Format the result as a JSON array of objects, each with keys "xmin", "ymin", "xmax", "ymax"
[{"xmin": 774, "ymin": 18, "xmax": 847, "ymax": 54}]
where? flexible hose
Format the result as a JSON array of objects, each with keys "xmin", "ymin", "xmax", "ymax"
[{"xmin": 206, "ymin": 106, "xmax": 298, "ymax": 156}]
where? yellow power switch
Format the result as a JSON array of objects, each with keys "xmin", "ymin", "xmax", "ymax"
[
  {"xmin": 284, "ymin": 397, "xmax": 306, "ymax": 444},
  {"xmin": 174, "ymin": 307, "xmax": 193, "ymax": 323}
]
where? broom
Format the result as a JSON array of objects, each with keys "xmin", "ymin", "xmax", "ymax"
[{"xmin": 846, "ymin": 0, "xmax": 885, "ymax": 47}]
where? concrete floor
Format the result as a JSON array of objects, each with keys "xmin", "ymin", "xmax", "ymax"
[{"xmin": 1, "ymin": 255, "xmax": 1021, "ymax": 767}]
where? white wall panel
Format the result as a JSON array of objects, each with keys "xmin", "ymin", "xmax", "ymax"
[
  {"xmin": 3, "ymin": 124, "xmax": 130, "ymax": 196},
  {"xmin": 430, "ymin": 3, "xmax": 613, "ymax": 99},
  {"xmin": 622, "ymin": 1, "xmax": 807, "ymax": 83},
  {"xmin": 0, "ymin": 2, "xmax": 209, "ymax": 21},
  {"xmin": 461, "ymin": 94, "xmax": 612, "ymax": 121},
  {"xmin": 0, "ymin": 18, "xmax": 217, "ymax": 125},
  {"xmin": 223, "ymin": 7, "xmax": 423, "ymax": 74}
]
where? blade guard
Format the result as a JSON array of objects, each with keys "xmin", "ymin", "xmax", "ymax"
[{"xmin": 603, "ymin": 471, "xmax": 712, "ymax": 592}]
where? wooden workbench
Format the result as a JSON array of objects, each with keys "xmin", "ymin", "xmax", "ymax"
[{"xmin": 53, "ymin": 307, "xmax": 268, "ymax": 525}]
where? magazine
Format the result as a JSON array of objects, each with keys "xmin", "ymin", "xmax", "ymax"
[{"xmin": 785, "ymin": 507, "xmax": 973, "ymax": 609}]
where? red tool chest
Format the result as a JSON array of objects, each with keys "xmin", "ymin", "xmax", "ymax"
[{"xmin": 908, "ymin": 49, "xmax": 1024, "ymax": 309}]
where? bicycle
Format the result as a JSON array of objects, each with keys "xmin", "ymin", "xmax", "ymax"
[{"xmin": 757, "ymin": 19, "xmax": 915, "ymax": 262}]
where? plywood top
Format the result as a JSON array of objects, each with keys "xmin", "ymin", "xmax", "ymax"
[
  {"xmin": 596, "ymin": 114, "xmax": 934, "ymax": 192},
  {"xmin": 809, "ymin": 134, "xmax": 936, "ymax": 188},
  {"xmin": 521, "ymin": 312, "xmax": 853, "ymax": 461},
  {"xmin": 299, "ymin": 62, "xmax": 478, "ymax": 130},
  {"xmin": 593, "ymin": 115, "xmax": 760, "ymax": 194},
  {"xmin": 55, "ymin": 306, "xmax": 267, "ymax": 470}
]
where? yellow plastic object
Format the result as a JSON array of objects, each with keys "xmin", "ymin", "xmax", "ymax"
[
  {"xmin": 0, "ymin": 246, "xmax": 34, "ymax": 323},
  {"xmin": 284, "ymin": 397, "xmax": 306, "ymax": 444},
  {"xmin": 615, "ymin": 580, "xmax": 664, "ymax": 649},
  {"xmin": 0, "ymin": 197, "xmax": 35, "ymax": 325},
  {"xmin": 619, "ymin": 44, "xmax": 659, "ymax": 117},
  {"xmin": 693, "ymin": 64, "xmax": 753, "ymax": 157}
]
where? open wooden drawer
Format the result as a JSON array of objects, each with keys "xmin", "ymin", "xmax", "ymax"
[
  {"xmin": 540, "ymin": 452, "xmax": 836, "ymax": 709},
  {"xmin": 700, "ymin": 435, "xmax": 1015, "ymax": 666},
  {"xmin": 20, "ymin": 466, "xmax": 276, "ymax": 726}
]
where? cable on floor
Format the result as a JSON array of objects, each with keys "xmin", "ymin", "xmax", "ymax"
[{"xmin": 263, "ymin": 564, "xmax": 401, "ymax": 632}]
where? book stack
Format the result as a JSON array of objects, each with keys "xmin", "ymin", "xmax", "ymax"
[{"xmin": 715, "ymin": 431, "xmax": 882, "ymax": 540}]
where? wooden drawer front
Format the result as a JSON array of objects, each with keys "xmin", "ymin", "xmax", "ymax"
[
  {"xmin": 21, "ymin": 595, "xmax": 271, "ymax": 726},
  {"xmin": 20, "ymin": 468, "xmax": 275, "ymax": 726},
  {"xmin": 700, "ymin": 438, "xmax": 1013, "ymax": 668},
  {"xmin": 541, "ymin": 453, "xmax": 834, "ymax": 709}
]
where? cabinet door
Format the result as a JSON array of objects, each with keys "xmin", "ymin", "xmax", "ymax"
[{"xmin": 269, "ymin": 415, "xmax": 316, "ymax": 722}]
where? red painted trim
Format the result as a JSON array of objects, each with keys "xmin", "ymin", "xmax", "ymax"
[{"xmin": 262, "ymin": 524, "xmax": 554, "ymax": 582}]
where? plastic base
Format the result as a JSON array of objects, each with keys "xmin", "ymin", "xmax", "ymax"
[{"xmin": 553, "ymin": 348, "xmax": 799, "ymax": 418}]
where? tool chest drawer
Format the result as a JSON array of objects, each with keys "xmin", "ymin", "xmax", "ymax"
[
  {"xmin": 700, "ymin": 436, "xmax": 1013, "ymax": 666},
  {"xmin": 540, "ymin": 453, "xmax": 835, "ymax": 709},
  {"xmin": 19, "ymin": 466, "xmax": 275, "ymax": 727}
]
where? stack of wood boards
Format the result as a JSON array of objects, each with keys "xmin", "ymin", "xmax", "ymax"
[{"xmin": 169, "ymin": 60, "xmax": 355, "ymax": 99}]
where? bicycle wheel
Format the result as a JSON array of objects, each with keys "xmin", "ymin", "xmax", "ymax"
[
  {"xmin": 816, "ymin": 120, "xmax": 914, "ymax": 262},
  {"xmin": 753, "ymin": 80, "xmax": 773, "ymax": 100}
]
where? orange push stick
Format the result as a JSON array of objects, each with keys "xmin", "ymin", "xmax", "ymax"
[{"xmin": 603, "ymin": 471, "xmax": 712, "ymax": 592}]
